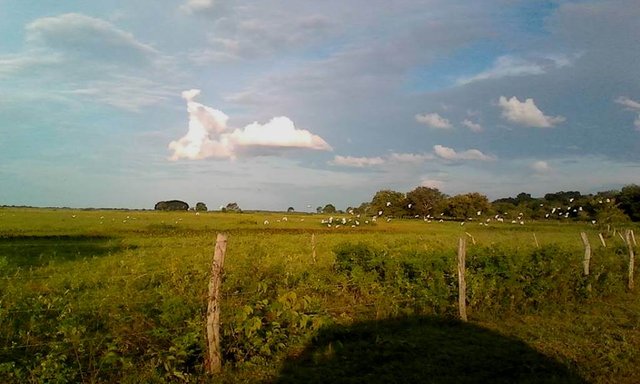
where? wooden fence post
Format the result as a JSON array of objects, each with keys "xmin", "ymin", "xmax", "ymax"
[
  {"xmin": 206, "ymin": 233, "xmax": 227, "ymax": 374},
  {"xmin": 465, "ymin": 232, "xmax": 475, "ymax": 245},
  {"xmin": 457, "ymin": 237, "xmax": 467, "ymax": 322},
  {"xmin": 533, "ymin": 233, "xmax": 539, "ymax": 248},
  {"xmin": 580, "ymin": 232, "xmax": 592, "ymax": 292},
  {"xmin": 311, "ymin": 233, "xmax": 317, "ymax": 263},
  {"xmin": 580, "ymin": 232, "xmax": 591, "ymax": 276},
  {"xmin": 626, "ymin": 230, "xmax": 635, "ymax": 290},
  {"xmin": 598, "ymin": 233, "xmax": 606, "ymax": 248}
]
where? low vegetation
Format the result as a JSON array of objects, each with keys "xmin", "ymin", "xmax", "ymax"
[{"xmin": 0, "ymin": 208, "xmax": 638, "ymax": 383}]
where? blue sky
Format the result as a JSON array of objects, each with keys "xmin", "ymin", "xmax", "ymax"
[{"xmin": 1, "ymin": 0, "xmax": 639, "ymax": 210}]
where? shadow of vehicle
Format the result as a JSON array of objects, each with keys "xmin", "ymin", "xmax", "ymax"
[{"xmin": 275, "ymin": 316, "xmax": 585, "ymax": 383}]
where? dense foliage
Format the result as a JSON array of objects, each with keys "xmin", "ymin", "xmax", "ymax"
[{"xmin": 154, "ymin": 200, "xmax": 189, "ymax": 211}]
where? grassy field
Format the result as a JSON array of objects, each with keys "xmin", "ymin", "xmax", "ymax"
[{"xmin": 1, "ymin": 207, "xmax": 639, "ymax": 383}]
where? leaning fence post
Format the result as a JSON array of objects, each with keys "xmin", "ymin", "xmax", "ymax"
[
  {"xmin": 598, "ymin": 233, "xmax": 606, "ymax": 248},
  {"xmin": 580, "ymin": 232, "xmax": 592, "ymax": 292},
  {"xmin": 311, "ymin": 233, "xmax": 317, "ymax": 263},
  {"xmin": 533, "ymin": 233, "xmax": 540, "ymax": 248},
  {"xmin": 206, "ymin": 233, "xmax": 227, "ymax": 374},
  {"xmin": 626, "ymin": 230, "xmax": 635, "ymax": 290},
  {"xmin": 457, "ymin": 237, "xmax": 467, "ymax": 322}
]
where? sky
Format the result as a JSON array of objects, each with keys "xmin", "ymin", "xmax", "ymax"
[{"xmin": 1, "ymin": 0, "xmax": 639, "ymax": 211}]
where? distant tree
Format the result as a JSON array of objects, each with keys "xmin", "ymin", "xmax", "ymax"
[
  {"xmin": 618, "ymin": 184, "xmax": 640, "ymax": 221},
  {"xmin": 445, "ymin": 192, "xmax": 491, "ymax": 219},
  {"xmin": 316, "ymin": 206, "xmax": 323, "ymax": 214},
  {"xmin": 370, "ymin": 189, "xmax": 407, "ymax": 217},
  {"xmin": 356, "ymin": 202, "xmax": 372, "ymax": 215},
  {"xmin": 195, "ymin": 202, "xmax": 208, "ymax": 211},
  {"xmin": 154, "ymin": 200, "xmax": 189, "ymax": 211},
  {"xmin": 222, "ymin": 202, "xmax": 242, "ymax": 213},
  {"xmin": 287, "ymin": 207, "xmax": 295, "ymax": 213},
  {"xmin": 544, "ymin": 191, "xmax": 582, "ymax": 204},
  {"xmin": 406, "ymin": 186, "xmax": 446, "ymax": 216},
  {"xmin": 322, "ymin": 204, "xmax": 337, "ymax": 214}
]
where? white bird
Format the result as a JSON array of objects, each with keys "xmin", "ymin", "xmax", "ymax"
[
  {"xmin": 282, "ymin": 217, "xmax": 288, "ymax": 222},
  {"xmin": 606, "ymin": 198, "xmax": 611, "ymax": 203},
  {"xmin": 378, "ymin": 210, "xmax": 383, "ymax": 216},
  {"xmin": 551, "ymin": 208, "xmax": 556, "ymax": 214},
  {"xmin": 408, "ymin": 203, "xmax": 412, "ymax": 209},
  {"xmin": 386, "ymin": 202, "xmax": 391, "ymax": 207},
  {"xmin": 569, "ymin": 198, "xmax": 574, "ymax": 203},
  {"xmin": 591, "ymin": 220, "xmax": 596, "ymax": 224},
  {"xmin": 460, "ymin": 222, "xmax": 465, "ymax": 226},
  {"xmin": 477, "ymin": 210, "xmax": 481, "ymax": 215},
  {"xmin": 263, "ymin": 220, "xmax": 269, "ymax": 225},
  {"xmin": 545, "ymin": 213, "xmax": 550, "ymax": 218},
  {"xmin": 519, "ymin": 221, "xmax": 524, "ymax": 225}
]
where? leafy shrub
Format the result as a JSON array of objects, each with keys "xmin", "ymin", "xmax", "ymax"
[{"xmin": 333, "ymin": 242, "xmax": 387, "ymax": 278}]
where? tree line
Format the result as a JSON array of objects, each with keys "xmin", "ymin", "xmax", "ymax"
[{"xmin": 318, "ymin": 184, "xmax": 640, "ymax": 223}]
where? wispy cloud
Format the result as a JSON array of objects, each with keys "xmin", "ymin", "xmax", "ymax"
[
  {"xmin": 169, "ymin": 89, "xmax": 332, "ymax": 160},
  {"xmin": 433, "ymin": 145, "xmax": 494, "ymax": 161},
  {"xmin": 530, "ymin": 160, "xmax": 551, "ymax": 173},
  {"xmin": 330, "ymin": 155, "xmax": 385, "ymax": 168},
  {"xmin": 457, "ymin": 54, "xmax": 573, "ymax": 85},
  {"xmin": 415, "ymin": 112, "xmax": 452, "ymax": 129},
  {"xmin": 461, "ymin": 119, "xmax": 483, "ymax": 132},
  {"xmin": 498, "ymin": 96, "xmax": 565, "ymax": 128},
  {"xmin": 329, "ymin": 151, "xmax": 435, "ymax": 168},
  {"xmin": 615, "ymin": 96, "xmax": 640, "ymax": 130},
  {"xmin": 26, "ymin": 13, "xmax": 158, "ymax": 62},
  {"xmin": 180, "ymin": 0, "xmax": 216, "ymax": 14}
]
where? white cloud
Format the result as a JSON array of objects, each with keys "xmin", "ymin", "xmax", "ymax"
[
  {"xmin": 415, "ymin": 112, "xmax": 452, "ymax": 129},
  {"xmin": 615, "ymin": 96, "xmax": 640, "ymax": 110},
  {"xmin": 498, "ymin": 96, "xmax": 565, "ymax": 128},
  {"xmin": 25, "ymin": 13, "xmax": 158, "ymax": 62},
  {"xmin": 457, "ymin": 54, "xmax": 573, "ymax": 85},
  {"xmin": 330, "ymin": 155, "xmax": 385, "ymax": 167},
  {"xmin": 433, "ymin": 145, "xmax": 494, "ymax": 161},
  {"xmin": 169, "ymin": 89, "xmax": 332, "ymax": 160},
  {"xmin": 420, "ymin": 178, "xmax": 444, "ymax": 189},
  {"xmin": 388, "ymin": 152, "xmax": 435, "ymax": 163},
  {"xmin": 530, "ymin": 160, "xmax": 551, "ymax": 173},
  {"xmin": 461, "ymin": 119, "xmax": 483, "ymax": 132},
  {"xmin": 615, "ymin": 97, "xmax": 640, "ymax": 131},
  {"xmin": 329, "ymin": 152, "xmax": 434, "ymax": 168},
  {"xmin": 181, "ymin": 0, "xmax": 216, "ymax": 14}
]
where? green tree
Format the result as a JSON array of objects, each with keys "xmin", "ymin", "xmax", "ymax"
[
  {"xmin": 154, "ymin": 200, "xmax": 189, "ymax": 211},
  {"xmin": 370, "ymin": 189, "xmax": 407, "ymax": 217},
  {"xmin": 287, "ymin": 207, "xmax": 295, "ymax": 213},
  {"xmin": 406, "ymin": 186, "xmax": 446, "ymax": 217},
  {"xmin": 322, "ymin": 204, "xmax": 336, "ymax": 214},
  {"xmin": 222, "ymin": 202, "xmax": 242, "ymax": 212},
  {"xmin": 618, "ymin": 184, "xmax": 640, "ymax": 221},
  {"xmin": 195, "ymin": 202, "xmax": 207, "ymax": 211},
  {"xmin": 445, "ymin": 192, "xmax": 491, "ymax": 219}
]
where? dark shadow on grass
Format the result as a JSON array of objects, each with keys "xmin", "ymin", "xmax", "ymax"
[
  {"xmin": 0, "ymin": 235, "xmax": 131, "ymax": 270},
  {"xmin": 275, "ymin": 316, "xmax": 586, "ymax": 384}
]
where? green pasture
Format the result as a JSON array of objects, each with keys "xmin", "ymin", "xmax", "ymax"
[{"xmin": 0, "ymin": 207, "xmax": 638, "ymax": 383}]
